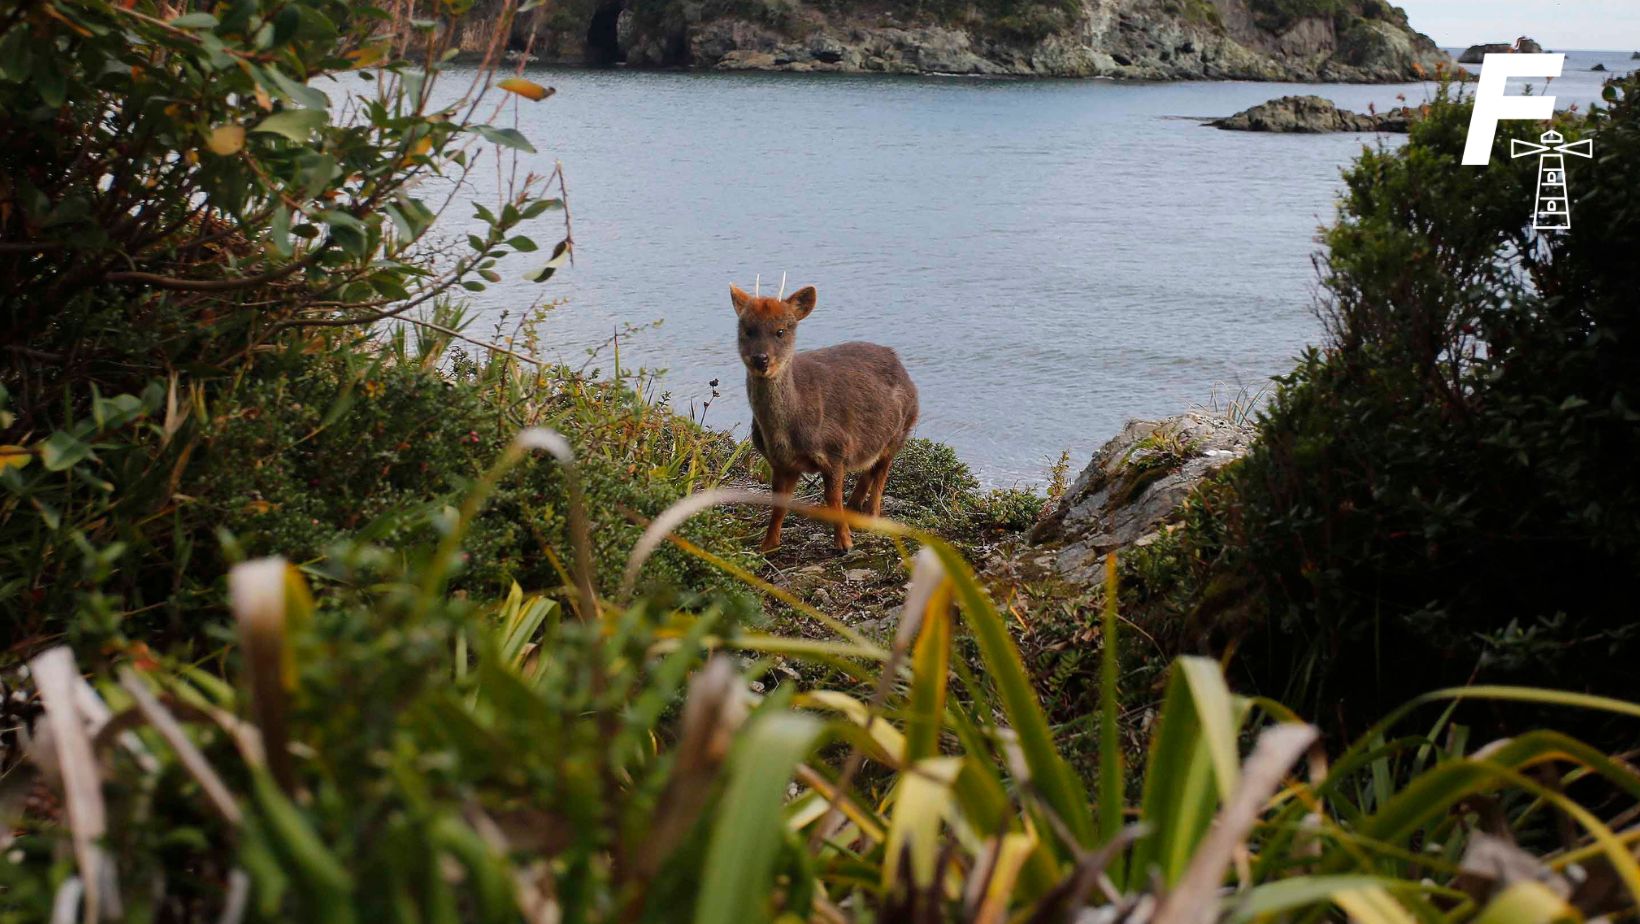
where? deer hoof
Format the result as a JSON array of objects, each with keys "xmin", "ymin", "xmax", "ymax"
[{"xmin": 759, "ymin": 537, "xmax": 781, "ymax": 554}]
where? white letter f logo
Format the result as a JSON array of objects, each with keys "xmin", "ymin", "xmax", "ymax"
[{"xmin": 1463, "ymin": 53, "xmax": 1563, "ymax": 165}]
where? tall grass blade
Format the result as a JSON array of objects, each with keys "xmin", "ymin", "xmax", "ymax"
[
  {"xmin": 970, "ymin": 832, "xmax": 1036, "ymax": 924},
  {"xmin": 1471, "ymin": 882, "xmax": 1577, "ymax": 924},
  {"xmin": 230, "ymin": 558, "xmax": 296, "ymax": 793},
  {"xmin": 1332, "ymin": 884, "xmax": 1419, "ymax": 924},
  {"xmin": 1154, "ymin": 723, "xmax": 1318, "ymax": 924},
  {"xmin": 882, "ymin": 756, "xmax": 964, "ymax": 889},
  {"xmin": 1128, "ymin": 657, "xmax": 1242, "ymax": 889},
  {"xmin": 1228, "ymin": 875, "xmax": 1409, "ymax": 922},
  {"xmin": 30, "ymin": 646, "xmax": 120, "ymax": 923},
  {"xmin": 1098, "ymin": 554, "xmax": 1125, "ymax": 871},
  {"xmin": 694, "ymin": 712, "xmax": 821, "ymax": 924},
  {"xmin": 926, "ymin": 541, "xmax": 1097, "ymax": 851},
  {"xmin": 248, "ymin": 769, "xmax": 355, "ymax": 924},
  {"xmin": 117, "ymin": 668, "xmax": 242, "ymax": 826},
  {"xmin": 905, "ymin": 576, "xmax": 952, "ymax": 763}
]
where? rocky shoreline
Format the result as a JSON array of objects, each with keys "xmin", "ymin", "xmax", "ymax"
[{"xmin": 456, "ymin": 0, "xmax": 1449, "ymax": 83}]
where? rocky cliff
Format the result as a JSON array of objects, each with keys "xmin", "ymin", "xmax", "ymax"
[{"xmin": 469, "ymin": 0, "xmax": 1448, "ymax": 81}]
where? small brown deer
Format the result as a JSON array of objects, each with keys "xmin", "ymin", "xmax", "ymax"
[{"xmin": 732, "ymin": 283, "xmax": 919, "ymax": 552}]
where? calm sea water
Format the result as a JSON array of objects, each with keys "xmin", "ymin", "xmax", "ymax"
[{"xmin": 442, "ymin": 49, "xmax": 1632, "ymax": 485}]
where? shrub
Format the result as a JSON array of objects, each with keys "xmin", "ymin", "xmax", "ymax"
[
  {"xmin": 0, "ymin": 0, "xmax": 568, "ymax": 651},
  {"xmin": 882, "ymin": 437, "xmax": 980, "ymax": 514},
  {"xmin": 0, "ymin": 0, "xmax": 562, "ymax": 423},
  {"xmin": 2, "ymin": 319, "xmax": 760, "ymax": 652},
  {"xmin": 1187, "ymin": 77, "xmax": 1640, "ymax": 732},
  {"xmin": 200, "ymin": 332, "xmax": 757, "ymax": 603},
  {"xmin": 966, "ymin": 486, "xmax": 1045, "ymax": 534}
]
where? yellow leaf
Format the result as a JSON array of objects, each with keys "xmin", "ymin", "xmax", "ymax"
[
  {"xmin": 0, "ymin": 445, "xmax": 31, "ymax": 471},
  {"xmin": 1472, "ymin": 882, "xmax": 1578, "ymax": 924},
  {"xmin": 1332, "ymin": 885, "xmax": 1418, "ymax": 924},
  {"xmin": 205, "ymin": 124, "xmax": 245, "ymax": 156},
  {"xmin": 497, "ymin": 77, "xmax": 554, "ymax": 102},
  {"xmin": 882, "ymin": 756, "xmax": 963, "ymax": 890},
  {"xmin": 347, "ymin": 43, "xmax": 390, "ymax": 68}
]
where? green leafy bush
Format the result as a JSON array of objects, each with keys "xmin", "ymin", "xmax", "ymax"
[
  {"xmin": 1182, "ymin": 78, "xmax": 1640, "ymax": 731},
  {"xmin": 0, "ymin": 0, "xmax": 562, "ymax": 423},
  {"xmin": 0, "ymin": 0, "xmax": 569, "ymax": 650},
  {"xmin": 882, "ymin": 437, "xmax": 980, "ymax": 514},
  {"xmin": 966, "ymin": 486, "xmax": 1045, "ymax": 534},
  {"xmin": 201, "ymin": 337, "xmax": 757, "ymax": 599}
]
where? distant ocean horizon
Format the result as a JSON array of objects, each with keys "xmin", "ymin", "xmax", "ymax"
[{"xmin": 442, "ymin": 50, "xmax": 1636, "ymax": 485}]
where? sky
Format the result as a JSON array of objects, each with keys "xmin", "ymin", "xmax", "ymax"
[{"xmin": 1395, "ymin": 0, "xmax": 1640, "ymax": 51}]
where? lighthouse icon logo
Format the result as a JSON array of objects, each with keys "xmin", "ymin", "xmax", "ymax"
[{"xmin": 1510, "ymin": 129, "xmax": 1594, "ymax": 232}]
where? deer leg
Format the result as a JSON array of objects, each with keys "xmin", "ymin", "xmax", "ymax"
[
  {"xmin": 845, "ymin": 471, "xmax": 873, "ymax": 512},
  {"xmin": 760, "ymin": 468, "xmax": 798, "ymax": 553},
  {"xmin": 822, "ymin": 465, "xmax": 851, "ymax": 552},
  {"xmin": 867, "ymin": 454, "xmax": 895, "ymax": 518}
]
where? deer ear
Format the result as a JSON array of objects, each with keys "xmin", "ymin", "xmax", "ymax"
[
  {"xmin": 786, "ymin": 285, "xmax": 817, "ymax": 319},
  {"xmin": 730, "ymin": 285, "xmax": 753, "ymax": 317}
]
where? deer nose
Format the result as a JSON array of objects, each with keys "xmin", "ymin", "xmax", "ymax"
[{"xmin": 750, "ymin": 353, "xmax": 770, "ymax": 371}]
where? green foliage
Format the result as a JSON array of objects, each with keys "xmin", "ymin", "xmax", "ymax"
[
  {"xmin": 883, "ymin": 437, "xmax": 980, "ymax": 514},
  {"xmin": 8, "ymin": 493, "xmax": 1637, "ymax": 922},
  {"xmin": 873, "ymin": 437, "xmax": 1047, "ymax": 538},
  {"xmin": 0, "ymin": 0, "xmax": 575, "ymax": 652},
  {"xmin": 2, "ymin": 323, "xmax": 758, "ymax": 650},
  {"xmin": 1246, "ymin": 0, "xmax": 1345, "ymax": 31},
  {"xmin": 966, "ymin": 486, "xmax": 1045, "ymax": 534},
  {"xmin": 0, "ymin": 0, "xmax": 563, "ymax": 423},
  {"xmin": 1176, "ymin": 77, "xmax": 1640, "ymax": 731},
  {"xmin": 1159, "ymin": 0, "xmax": 1221, "ymax": 27}
]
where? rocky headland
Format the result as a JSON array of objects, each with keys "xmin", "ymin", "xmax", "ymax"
[
  {"xmin": 1213, "ymin": 94, "xmax": 1413, "ymax": 132},
  {"xmin": 454, "ymin": 0, "xmax": 1449, "ymax": 81}
]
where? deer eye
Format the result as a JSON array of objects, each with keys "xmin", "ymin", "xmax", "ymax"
[{"xmin": 776, "ymin": 328, "xmax": 787, "ymax": 338}]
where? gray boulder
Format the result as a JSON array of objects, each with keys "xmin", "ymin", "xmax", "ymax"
[
  {"xmin": 1458, "ymin": 43, "xmax": 1513, "ymax": 64},
  {"xmin": 1212, "ymin": 95, "xmax": 1410, "ymax": 133},
  {"xmin": 1028, "ymin": 412, "xmax": 1254, "ymax": 584},
  {"xmin": 1457, "ymin": 38, "xmax": 1542, "ymax": 64}
]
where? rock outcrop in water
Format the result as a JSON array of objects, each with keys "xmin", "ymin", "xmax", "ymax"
[
  {"xmin": 1213, "ymin": 94, "xmax": 1412, "ymax": 133},
  {"xmin": 458, "ymin": 0, "xmax": 1448, "ymax": 82},
  {"xmin": 1028, "ymin": 412, "xmax": 1253, "ymax": 584},
  {"xmin": 1457, "ymin": 37, "xmax": 1541, "ymax": 64}
]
